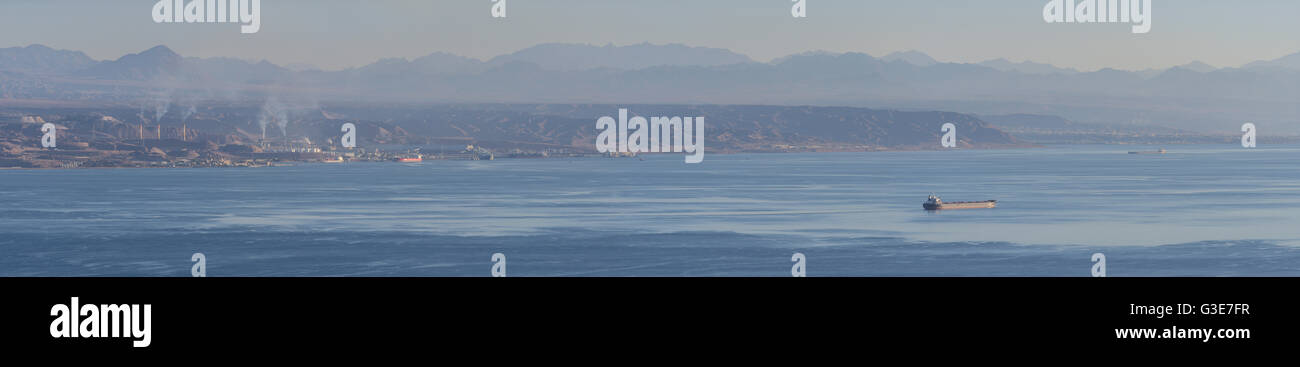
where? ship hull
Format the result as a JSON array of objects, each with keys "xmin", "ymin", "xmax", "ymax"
[{"xmin": 923, "ymin": 201, "xmax": 997, "ymax": 210}]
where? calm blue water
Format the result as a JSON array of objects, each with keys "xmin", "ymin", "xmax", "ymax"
[{"xmin": 3, "ymin": 144, "xmax": 1300, "ymax": 276}]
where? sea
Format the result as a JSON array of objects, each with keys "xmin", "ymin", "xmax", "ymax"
[{"xmin": 3, "ymin": 144, "xmax": 1299, "ymax": 276}]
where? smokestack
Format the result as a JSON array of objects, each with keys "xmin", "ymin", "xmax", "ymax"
[
  {"xmin": 157, "ymin": 125, "xmax": 161, "ymax": 140},
  {"xmin": 183, "ymin": 124, "xmax": 187, "ymax": 142}
]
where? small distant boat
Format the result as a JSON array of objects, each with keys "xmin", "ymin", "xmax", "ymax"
[
  {"xmin": 1128, "ymin": 148, "xmax": 1166, "ymax": 155},
  {"xmin": 923, "ymin": 195, "xmax": 996, "ymax": 210}
]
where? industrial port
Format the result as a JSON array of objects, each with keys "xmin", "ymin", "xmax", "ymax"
[{"xmin": 0, "ymin": 107, "xmax": 629, "ymax": 169}]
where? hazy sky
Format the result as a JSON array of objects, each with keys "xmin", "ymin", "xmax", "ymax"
[{"xmin": 1, "ymin": 0, "xmax": 1297, "ymax": 71}]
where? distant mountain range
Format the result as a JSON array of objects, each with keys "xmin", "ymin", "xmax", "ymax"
[
  {"xmin": 976, "ymin": 59, "xmax": 1079, "ymax": 75},
  {"xmin": 0, "ymin": 44, "xmax": 97, "ymax": 74},
  {"xmin": 78, "ymin": 45, "xmax": 185, "ymax": 80},
  {"xmin": 1, "ymin": 43, "xmax": 1297, "ymax": 133},
  {"xmin": 485, "ymin": 42, "xmax": 754, "ymax": 71},
  {"xmin": 882, "ymin": 51, "xmax": 939, "ymax": 67},
  {"xmin": 1242, "ymin": 52, "xmax": 1300, "ymax": 70}
]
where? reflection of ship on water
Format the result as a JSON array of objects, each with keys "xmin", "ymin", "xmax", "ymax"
[
  {"xmin": 1128, "ymin": 148, "xmax": 1167, "ymax": 155},
  {"xmin": 923, "ymin": 195, "xmax": 997, "ymax": 210}
]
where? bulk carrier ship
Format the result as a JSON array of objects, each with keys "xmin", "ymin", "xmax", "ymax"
[{"xmin": 923, "ymin": 195, "xmax": 997, "ymax": 210}]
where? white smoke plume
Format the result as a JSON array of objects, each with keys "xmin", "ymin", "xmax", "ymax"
[
  {"xmin": 151, "ymin": 90, "xmax": 171, "ymax": 122},
  {"xmin": 258, "ymin": 96, "xmax": 320, "ymax": 140},
  {"xmin": 258, "ymin": 98, "xmax": 286, "ymax": 138},
  {"xmin": 181, "ymin": 104, "xmax": 197, "ymax": 122}
]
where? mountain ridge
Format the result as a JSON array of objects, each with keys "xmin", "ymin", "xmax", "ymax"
[{"xmin": 2, "ymin": 43, "xmax": 1297, "ymax": 133}]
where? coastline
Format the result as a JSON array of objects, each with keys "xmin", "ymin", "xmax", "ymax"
[
  {"xmin": 10, "ymin": 141, "xmax": 1300, "ymax": 171},
  {"xmin": 1, "ymin": 143, "xmax": 1047, "ymax": 170}
]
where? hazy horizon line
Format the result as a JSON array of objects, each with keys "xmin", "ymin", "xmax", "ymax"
[{"xmin": 6, "ymin": 41, "xmax": 1295, "ymax": 74}]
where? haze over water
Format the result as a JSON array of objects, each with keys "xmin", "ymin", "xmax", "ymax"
[{"xmin": 3, "ymin": 144, "xmax": 1299, "ymax": 276}]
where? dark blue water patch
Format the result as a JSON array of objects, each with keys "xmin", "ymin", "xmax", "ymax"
[
  {"xmin": 1093, "ymin": 240, "xmax": 1300, "ymax": 277},
  {"xmin": 798, "ymin": 238, "xmax": 1300, "ymax": 277},
  {"xmin": 3, "ymin": 228, "xmax": 1298, "ymax": 277}
]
